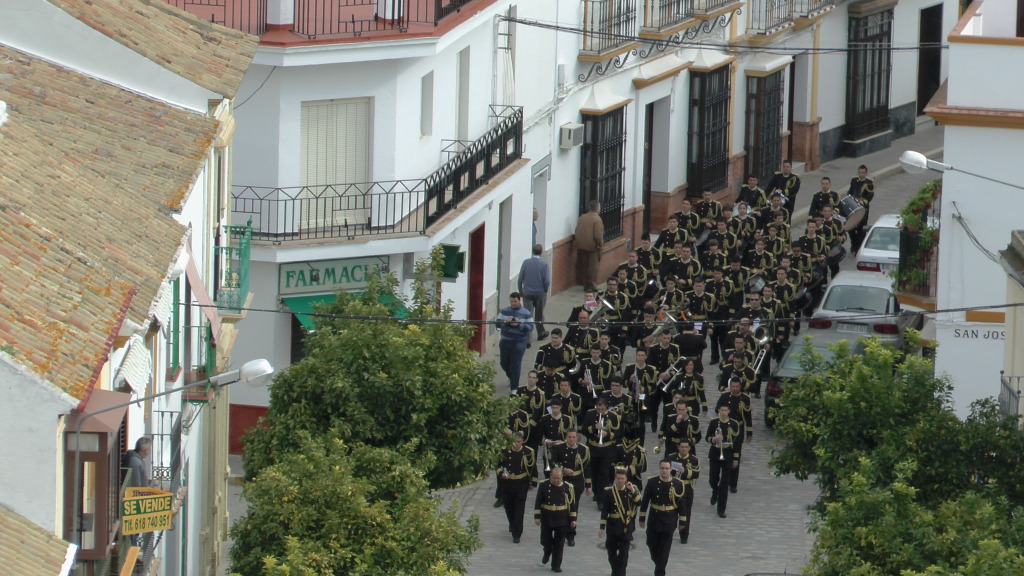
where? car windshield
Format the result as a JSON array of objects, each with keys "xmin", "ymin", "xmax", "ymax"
[
  {"xmin": 865, "ymin": 226, "xmax": 900, "ymax": 251},
  {"xmin": 822, "ymin": 285, "xmax": 890, "ymax": 313}
]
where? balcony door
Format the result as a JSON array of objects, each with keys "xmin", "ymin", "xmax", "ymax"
[{"xmin": 300, "ymin": 98, "xmax": 372, "ymax": 231}]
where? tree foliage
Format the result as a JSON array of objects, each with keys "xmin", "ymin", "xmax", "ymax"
[
  {"xmin": 229, "ymin": 435, "xmax": 480, "ymax": 576},
  {"xmin": 769, "ymin": 335, "xmax": 1024, "ymax": 575},
  {"xmin": 242, "ymin": 248, "xmax": 510, "ymax": 489}
]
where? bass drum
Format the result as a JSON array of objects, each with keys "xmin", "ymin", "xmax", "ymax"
[
  {"xmin": 839, "ymin": 195, "xmax": 866, "ymax": 231},
  {"xmin": 747, "ymin": 274, "xmax": 767, "ymax": 295}
]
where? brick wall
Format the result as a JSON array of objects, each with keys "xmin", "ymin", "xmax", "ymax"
[
  {"xmin": 791, "ymin": 119, "xmax": 822, "ymax": 171},
  {"xmin": 649, "ymin": 183, "xmax": 690, "ymax": 232},
  {"xmin": 552, "ymin": 234, "xmax": 630, "ymax": 295}
]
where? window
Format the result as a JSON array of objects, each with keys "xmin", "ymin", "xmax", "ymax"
[
  {"xmin": 421, "ymin": 72, "xmax": 433, "ymax": 137},
  {"xmin": 688, "ymin": 67, "xmax": 731, "ymax": 195},
  {"xmin": 581, "ymin": 0, "xmax": 639, "ymax": 56},
  {"xmin": 579, "ymin": 107, "xmax": 627, "ymax": 242},
  {"xmin": 300, "ymin": 98, "xmax": 372, "ymax": 227},
  {"xmin": 745, "ymin": 70, "xmax": 785, "ymax": 181},
  {"xmin": 845, "ymin": 10, "xmax": 893, "ymax": 140}
]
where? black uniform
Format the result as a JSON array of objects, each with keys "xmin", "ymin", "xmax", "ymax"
[
  {"xmin": 612, "ymin": 438, "xmax": 648, "ymax": 489},
  {"xmin": 551, "ymin": 391, "xmax": 584, "ymax": 428},
  {"xmin": 658, "ymin": 412, "xmax": 701, "ymax": 456},
  {"xmin": 653, "ymin": 226, "xmax": 689, "ymax": 252},
  {"xmin": 766, "ymin": 170, "xmax": 801, "ymax": 212},
  {"xmin": 534, "ymin": 343, "xmax": 576, "ymax": 375},
  {"xmin": 566, "ymin": 324, "xmax": 601, "ymax": 357},
  {"xmin": 665, "ymin": 450, "xmax": 701, "ymax": 542},
  {"xmin": 550, "ymin": 440, "xmax": 591, "ymax": 543},
  {"xmin": 809, "ymin": 189, "xmax": 840, "ymax": 218},
  {"xmin": 639, "ymin": 475, "xmax": 688, "ymax": 576},
  {"xmin": 534, "ymin": 479, "xmax": 578, "ymax": 571},
  {"xmin": 705, "ymin": 417, "xmax": 743, "ymax": 517},
  {"xmin": 677, "ymin": 372, "xmax": 708, "ymax": 416},
  {"xmin": 601, "ymin": 482, "xmax": 641, "ymax": 576},
  {"xmin": 848, "ymin": 175, "xmax": 875, "ymax": 254},
  {"xmin": 582, "ymin": 408, "xmax": 621, "ymax": 508},
  {"xmin": 673, "ymin": 331, "xmax": 707, "ymax": 374},
  {"xmin": 498, "ymin": 444, "xmax": 536, "ymax": 540},
  {"xmin": 623, "ymin": 361, "xmax": 661, "ymax": 434}
]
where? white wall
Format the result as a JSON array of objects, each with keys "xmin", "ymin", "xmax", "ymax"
[
  {"xmin": 0, "ymin": 360, "xmax": 76, "ymax": 533},
  {"xmin": 972, "ymin": 0, "xmax": 1019, "ymax": 38},
  {"xmin": 816, "ymin": 8, "xmax": 850, "ymax": 133}
]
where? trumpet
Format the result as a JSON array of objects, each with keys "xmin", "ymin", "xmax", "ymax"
[
  {"xmin": 585, "ymin": 367, "xmax": 596, "ymax": 399},
  {"xmin": 598, "ymin": 414, "xmax": 605, "ymax": 446},
  {"xmin": 543, "ymin": 442, "xmax": 551, "ymax": 472},
  {"xmin": 752, "ymin": 326, "xmax": 771, "ymax": 374}
]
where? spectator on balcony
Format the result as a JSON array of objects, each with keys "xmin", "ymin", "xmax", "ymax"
[
  {"xmin": 520, "ymin": 243, "xmax": 552, "ymax": 341},
  {"xmin": 576, "ymin": 200, "xmax": 605, "ymax": 292}
]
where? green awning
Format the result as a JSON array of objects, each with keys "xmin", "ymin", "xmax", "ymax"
[{"xmin": 283, "ymin": 293, "xmax": 409, "ymax": 332}]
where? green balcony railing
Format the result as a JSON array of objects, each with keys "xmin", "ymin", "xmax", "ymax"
[{"xmin": 215, "ymin": 219, "xmax": 252, "ymax": 311}]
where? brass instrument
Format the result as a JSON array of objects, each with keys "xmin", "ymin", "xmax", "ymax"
[
  {"xmin": 715, "ymin": 423, "xmax": 733, "ymax": 461},
  {"xmin": 598, "ymin": 414, "xmax": 605, "ymax": 446},
  {"xmin": 752, "ymin": 326, "xmax": 771, "ymax": 374},
  {"xmin": 660, "ymin": 355, "xmax": 689, "ymax": 394},
  {"xmin": 590, "ymin": 295, "xmax": 615, "ymax": 330},
  {"xmin": 566, "ymin": 357, "xmax": 582, "ymax": 375},
  {"xmin": 694, "ymin": 227, "xmax": 712, "ymax": 247},
  {"xmin": 543, "ymin": 441, "xmax": 552, "ymax": 472},
  {"xmin": 585, "ymin": 367, "xmax": 597, "ymax": 399}
]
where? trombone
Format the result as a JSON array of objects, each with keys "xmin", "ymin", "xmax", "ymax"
[
  {"xmin": 660, "ymin": 355, "xmax": 689, "ymax": 394},
  {"xmin": 752, "ymin": 326, "xmax": 771, "ymax": 374}
]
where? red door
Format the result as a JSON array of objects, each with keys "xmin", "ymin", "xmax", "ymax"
[{"xmin": 468, "ymin": 224, "xmax": 486, "ymax": 353}]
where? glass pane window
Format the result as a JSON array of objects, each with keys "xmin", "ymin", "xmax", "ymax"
[
  {"xmin": 579, "ymin": 107, "xmax": 627, "ymax": 242},
  {"xmin": 688, "ymin": 67, "xmax": 731, "ymax": 195},
  {"xmin": 745, "ymin": 71, "xmax": 785, "ymax": 181},
  {"xmin": 845, "ymin": 10, "xmax": 893, "ymax": 140}
]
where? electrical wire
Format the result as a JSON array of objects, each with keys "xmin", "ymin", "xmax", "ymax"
[
  {"xmin": 187, "ymin": 299, "xmax": 1024, "ymax": 330},
  {"xmin": 499, "ymin": 15, "xmax": 948, "ymax": 56},
  {"xmin": 951, "ymin": 201, "xmax": 999, "ymax": 264},
  {"xmin": 234, "ymin": 65, "xmax": 276, "ymax": 110}
]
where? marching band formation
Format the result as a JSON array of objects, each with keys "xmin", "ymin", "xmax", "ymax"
[{"xmin": 495, "ymin": 164, "xmax": 875, "ymax": 575}]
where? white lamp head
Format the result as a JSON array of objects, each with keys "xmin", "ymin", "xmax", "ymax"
[
  {"xmin": 899, "ymin": 150, "xmax": 929, "ymax": 174},
  {"xmin": 239, "ymin": 358, "xmax": 275, "ymax": 386}
]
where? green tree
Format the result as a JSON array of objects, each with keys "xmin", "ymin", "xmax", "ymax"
[
  {"xmin": 243, "ymin": 248, "xmax": 510, "ymax": 489},
  {"xmin": 229, "ymin": 435, "xmax": 481, "ymax": 576}
]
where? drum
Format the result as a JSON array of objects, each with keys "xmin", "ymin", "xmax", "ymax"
[
  {"xmin": 747, "ymin": 274, "xmax": 767, "ymax": 295},
  {"xmin": 839, "ymin": 195, "xmax": 866, "ymax": 231},
  {"xmin": 826, "ymin": 243, "xmax": 847, "ymax": 266}
]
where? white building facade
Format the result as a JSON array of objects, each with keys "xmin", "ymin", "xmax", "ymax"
[
  {"xmin": 923, "ymin": 0, "xmax": 1024, "ymax": 415},
  {"xmin": 225, "ymin": 0, "xmax": 954, "ymax": 431}
]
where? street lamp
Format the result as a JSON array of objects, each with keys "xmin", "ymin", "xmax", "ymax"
[
  {"xmin": 900, "ymin": 150, "xmax": 1024, "ymax": 191},
  {"xmin": 70, "ymin": 358, "xmax": 274, "ymax": 551}
]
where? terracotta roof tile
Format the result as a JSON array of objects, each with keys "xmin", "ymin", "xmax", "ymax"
[
  {"xmin": 47, "ymin": 0, "xmax": 257, "ymax": 98},
  {"xmin": 0, "ymin": 45, "xmax": 218, "ymax": 400},
  {"xmin": 0, "ymin": 505, "xmax": 74, "ymax": 576}
]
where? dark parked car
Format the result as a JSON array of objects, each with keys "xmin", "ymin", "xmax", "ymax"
[{"xmin": 764, "ymin": 332, "xmax": 866, "ymax": 427}]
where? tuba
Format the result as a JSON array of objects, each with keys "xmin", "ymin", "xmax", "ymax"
[{"xmin": 752, "ymin": 326, "xmax": 771, "ymax": 373}]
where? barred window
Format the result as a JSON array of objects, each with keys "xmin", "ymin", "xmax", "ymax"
[
  {"xmin": 579, "ymin": 107, "xmax": 627, "ymax": 242},
  {"xmin": 745, "ymin": 70, "xmax": 785, "ymax": 181},
  {"xmin": 846, "ymin": 10, "xmax": 893, "ymax": 140},
  {"xmin": 688, "ymin": 67, "xmax": 731, "ymax": 195}
]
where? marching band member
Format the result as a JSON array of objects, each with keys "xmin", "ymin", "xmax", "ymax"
[
  {"xmin": 498, "ymin": 432, "xmax": 536, "ymax": 543},
  {"xmin": 599, "ymin": 468, "xmax": 642, "ymax": 576},
  {"xmin": 665, "ymin": 438, "xmax": 700, "ymax": 544},
  {"xmin": 640, "ymin": 459, "xmax": 688, "ymax": 575},
  {"xmin": 706, "ymin": 405, "xmax": 743, "ymax": 518},
  {"xmin": 534, "ymin": 466, "xmax": 578, "ymax": 572}
]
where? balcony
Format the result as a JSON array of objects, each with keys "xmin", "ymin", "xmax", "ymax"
[
  {"xmin": 161, "ymin": 0, "xmax": 486, "ymax": 41},
  {"xmin": 581, "ymin": 0, "xmax": 640, "ymax": 61},
  {"xmin": 747, "ymin": 0, "xmax": 794, "ymax": 35},
  {"xmin": 1000, "ymin": 372, "xmax": 1022, "ymax": 418},
  {"xmin": 641, "ymin": 0, "xmax": 694, "ymax": 37},
  {"xmin": 232, "ymin": 106, "xmax": 523, "ymax": 243},
  {"xmin": 895, "ymin": 228, "xmax": 938, "ymax": 298},
  {"xmin": 693, "ymin": 0, "xmax": 741, "ymax": 17},
  {"xmin": 215, "ymin": 220, "xmax": 252, "ymax": 311},
  {"xmin": 790, "ymin": 0, "xmax": 836, "ymax": 18}
]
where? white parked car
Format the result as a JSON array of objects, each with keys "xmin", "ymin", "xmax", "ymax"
[
  {"xmin": 808, "ymin": 270, "xmax": 922, "ymax": 345},
  {"xmin": 855, "ymin": 213, "xmax": 901, "ymax": 273}
]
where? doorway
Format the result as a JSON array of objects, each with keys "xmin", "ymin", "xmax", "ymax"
[
  {"xmin": 643, "ymin": 103, "xmax": 654, "ymax": 235},
  {"xmin": 917, "ymin": 4, "xmax": 943, "ymax": 115},
  {"xmin": 468, "ymin": 224, "xmax": 486, "ymax": 353}
]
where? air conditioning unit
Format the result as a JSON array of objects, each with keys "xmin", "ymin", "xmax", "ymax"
[{"xmin": 559, "ymin": 122, "xmax": 584, "ymax": 150}]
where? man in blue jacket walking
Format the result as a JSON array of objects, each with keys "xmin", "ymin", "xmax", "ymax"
[
  {"xmin": 519, "ymin": 243, "xmax": 552, "ymax": 342},
  {"xmin": 498, "ymin": 292, "xmax": 534, "ymax": 394}
]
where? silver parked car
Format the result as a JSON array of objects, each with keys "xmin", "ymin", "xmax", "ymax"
[
  {"xmin": 855, "ymin": 213, "xmax": 901, "ymax": 274},
  {"xmin": 808, "ymin": 270, "xmax": 923, "ymax": 346}
]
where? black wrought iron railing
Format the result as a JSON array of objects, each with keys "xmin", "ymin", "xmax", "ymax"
[
  {"xmin": 233, "ymin": 107, "xmax": 523, "ymax": 242},
  {"xmin": 293, "ymin": 0, "xmax": 477, "ymax": 38},
  {"xmin": 896, "ymin": 228, "xmax": 937, "ymax": 296},
  {"xmin": 1000, "ymin": 372, "xmax": 1022, "ymax": 418},
  {"xmin": 162, "ymin": 0, "xmax": 268, "ymax": 35},
  {"xmin": 747, "ymin": 0, "xmax": 793, "ymax": 33},
  {"xmin": 215, "ymin": 220, "xmax": 252, "ymax": 311},
  {"xmin": 581, "ymin": 0, "xmax": 638, "ymax": 56},
  {"xmin": 643, "ymin": 0, "xmax": 693, "ymax": 32}
]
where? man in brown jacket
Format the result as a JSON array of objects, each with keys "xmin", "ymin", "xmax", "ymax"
[{"xmin": 575, "ymin": 200, "xmax": 605, "ymax": 291}]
